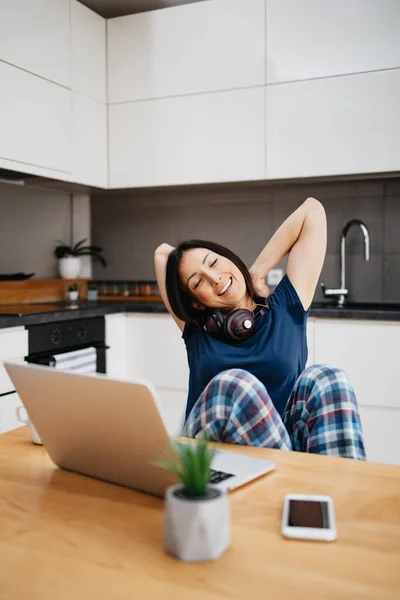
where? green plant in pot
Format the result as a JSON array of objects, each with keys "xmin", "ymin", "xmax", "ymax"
[
  {"xmin": 55, "ymin": 239, "xmax": 107, "ymax": 280},
  {"xmin": 159, "ymin": 438, "xmax": 231, "ymax": 562},
  {"xmin": 67, "ymin": 283, "xmax": 79, "ymax": 302}
]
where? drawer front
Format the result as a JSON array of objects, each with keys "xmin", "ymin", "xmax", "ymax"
[
  {"xmin": 0, "ymin": 359, "xmax": 24, "ymax": 395},
  {"xmin": 0, "ymin": 328, "xmax": 28, "ymax": 361}
]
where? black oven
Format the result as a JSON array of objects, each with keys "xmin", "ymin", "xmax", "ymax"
[{"xmin": 26, "ymin": 316, "xmax": 107, "ymax": 373}]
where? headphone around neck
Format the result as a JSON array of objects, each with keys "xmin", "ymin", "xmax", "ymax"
[{"xmin": 202, "ymin": 302, "xmax": 270, "ymax": 342}]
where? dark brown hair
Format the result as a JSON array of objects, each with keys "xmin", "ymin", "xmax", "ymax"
[{"xmin": 165, "ymin": 239, "xmax": 256, "ymax": 325}]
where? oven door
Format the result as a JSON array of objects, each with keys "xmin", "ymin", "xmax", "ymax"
[{"xmin": 27, "ymin": 343, "xmax": 107, "ymax": 374}]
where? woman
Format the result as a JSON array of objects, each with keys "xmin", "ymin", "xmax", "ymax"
[{"xmin": 154, "ymin": 197, "xmax": 366, "ymax": 460}]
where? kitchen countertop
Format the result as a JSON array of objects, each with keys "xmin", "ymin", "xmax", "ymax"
[{"xmin": 0, "ymin": 299, "xmax": 400, "ymax": 329}]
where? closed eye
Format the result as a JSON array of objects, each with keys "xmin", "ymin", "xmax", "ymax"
[
  {"xmin": 211, "ymin": 259, "xmax": 217, "ymax": 267},
  {"xmin": 194, "ymin": 278, "xmax": 202, "ymax": 289}
]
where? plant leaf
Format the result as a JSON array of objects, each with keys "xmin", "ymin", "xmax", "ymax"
[{"xmin": 72, "ymin": 239, "xmax": 87, "ymax": 252}]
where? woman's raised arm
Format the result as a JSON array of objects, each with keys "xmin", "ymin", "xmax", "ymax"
[
  {"xmin": 250, "ymin": 198, "xmax": 327, "ymax": 310},
  {"xmin": 154, "ymin": 243, "xmax": 185, "ymax": 331}
]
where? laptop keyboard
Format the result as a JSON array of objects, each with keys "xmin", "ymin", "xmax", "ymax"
[{"xmin": 209, "ymin": 469, "xmax": 234, "ymax": 484}]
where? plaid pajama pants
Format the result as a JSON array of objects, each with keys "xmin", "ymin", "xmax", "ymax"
[{"xmin": 183, "ymin": 365, "xmax": 366, "ymax": 460}]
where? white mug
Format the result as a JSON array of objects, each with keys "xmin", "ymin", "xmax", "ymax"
[{"xmin": 15, "ymin": 406, "xmax": 43, "ymax": 445}]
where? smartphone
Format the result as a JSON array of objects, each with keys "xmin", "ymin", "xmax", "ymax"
[{"xmin": 281, "ymin": 494, "xmax": 337, "ymax": 542}]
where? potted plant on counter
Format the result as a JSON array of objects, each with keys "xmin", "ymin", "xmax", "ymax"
[
  {"xmin": 55, "ymin": 239, "xmax": 107, "ymax": 280},
  {"xmin": 159, "ymin": 438, "xmax": 231, "ymax": 562},
  {"xmin": 67, "ymin": 283, "xmax": 79, "ymax": 303}
]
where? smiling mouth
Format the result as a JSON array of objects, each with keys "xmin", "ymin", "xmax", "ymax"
[{"xmin": 218, "ymin": 277, "xmax": 232, "ymax": 296}]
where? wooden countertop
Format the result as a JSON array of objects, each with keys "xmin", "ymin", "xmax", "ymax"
[{"xmin": 1, "ymin": 428, "xmax": 400, "ymax": 600}]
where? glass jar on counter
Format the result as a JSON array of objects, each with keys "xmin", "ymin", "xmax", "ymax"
[
  {"xmin": 139, "ymin": 281, "xmax": 153, "ymax": 297},
  {"xmin": 129, "ymin": 281, "xmax": 140, "ymax": 296}
]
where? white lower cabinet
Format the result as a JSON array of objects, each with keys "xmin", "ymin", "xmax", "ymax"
[
  {"xmin": 0, "ymin": 326, "xmax": 28, "ymax": 435},
  {"xmin": 306, "ymin": 319, "xmax": 315, "ymax": 367},
  {"xmin": 313, "ymin": 319, "xmax": 400, "ymax": 465},
  {"xmin": 125, "ymin": 314, "xmax": 189, "ymax": 435},
  {"xmin": 105, "ymin": 314, "xmax": 128, "ymax": 380}
]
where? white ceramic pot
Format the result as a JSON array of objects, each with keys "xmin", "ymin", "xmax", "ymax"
[
  {"xmin": 68, "ymin": 290, "xmax": 79, "ymax": 302},
  {"xmin": 164, "ymin": 484, "xmax": 230, "ymax": 562},
  {"xmin": 58, "ymin": 256, "xmax": 81, "ymax": 279}
]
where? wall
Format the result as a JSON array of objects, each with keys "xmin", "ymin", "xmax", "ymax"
[
  {"xmin": 92, "ymin": 177, "xmax": 400, "ymax": 303},
  {"xmin": 0, "ymin": 182, "xmax": 92, "ymax": 279}
]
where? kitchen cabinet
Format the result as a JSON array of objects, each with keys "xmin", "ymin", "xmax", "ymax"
[
  {"xmin": 72, "ymin": 93, "xmax": 107, "ymax": 187},
  {"xmin": 107, "ymin": 0, "xmax": 265, "ymax": 103},
  {"xmin": 266, "ymin": 69, "xmax": 400, "ymax": 179},
  {"xmin": 125, "ymin": 314, "xmax": 188, "ymax": 435},
  {"xmin": 0, "ymin": 61, "xmax": 72, "ymax": 174},
  {"xmin": 266, "ymin": 0, "xmax": 400, "ymax": 84},
  {"xmin": 105, "ymin": 314, "xmax": 128, "ymax": 380},
  {"xmin": 109, "ymin": 86, "xmax": 265, "ymax": 188},
  {"xmin": 71, "ymin": 0, "xmax": 106, "ymax": 102},
  {"xmin": 0, "ymin": 0, "xmax": 70, "ymax": 87},
  {"xmin": 313, "ymin": 319, "xmax": 400, "ymax": 465},
  {"xmin": 306, "ymin": 319, "xmax": 315, "ymax": 368},
  {"xmin": 0, "ymin": 327, "xmax": 28, "ymax": 435}
]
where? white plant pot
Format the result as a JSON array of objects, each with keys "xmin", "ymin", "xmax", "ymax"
[
  {"xmin": 58, "ymin": 257, "xmax": 81, "ymax": 280},
  {"xmin": 164, "ymin": 484, "xmax": 230, "ymax": 562},
  {"xmin": 68, "ymin": 290, "xmax": 79, "ymax": 302}
]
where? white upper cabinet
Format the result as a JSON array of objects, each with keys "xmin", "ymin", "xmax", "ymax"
[
  {"xmin": 0, "ymin": 0, "xmax": 70, "ymax": 87},
  {"xmin": 266, "ymin": 69, "xmax": 400, "ymax": 179},
  {"xmin": 72, "ymin": 93, "xmax": 107, "ymax": 187},
  {"xmin": 0, "ymin": 61, "xmax": 72, "ymax": 173},
  {"xmin": 71, "ymin": 0, "xmax": 106, "ymax": 102},
  {"xmin": 109, "ymin": 86, "xmax": 265, "ymax": 188},
  {"xmin": 107, "ymin": 0, "xmax": 265, "ymax": 103},
  {"xmin": 266, "ymin": 0, "xmax": 400, "ymax": 83}
]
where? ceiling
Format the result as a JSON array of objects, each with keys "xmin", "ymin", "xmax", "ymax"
[{"xmin": 78, "ymin": 0, "xmax": 205, "ymax": 18}]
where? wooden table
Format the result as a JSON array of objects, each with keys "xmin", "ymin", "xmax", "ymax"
[{"xmin": 1, "ymin": 428, "xmax": 400, "ymax": 600}]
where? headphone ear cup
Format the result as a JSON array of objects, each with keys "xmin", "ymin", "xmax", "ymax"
[
  {"xmin": 203, "ymin": 309, "xmax": 224, "ymax": 334},
  {"xmin": 223, "ymin": 309, "xmax": 255, "ymax": 341}
]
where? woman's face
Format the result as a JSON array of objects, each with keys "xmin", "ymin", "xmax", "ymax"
[{"xmin": 179, "ymin": 247, "xmax": 248, "ymax": 312}]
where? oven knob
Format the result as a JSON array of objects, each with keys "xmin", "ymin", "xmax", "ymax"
[
  {"xmin": 51, "ymin": 328, "xmax": 61, "ymax": 345},
  {"xmin": 77, "ymin": 324, "xmax": 88, "ymax": 341}
]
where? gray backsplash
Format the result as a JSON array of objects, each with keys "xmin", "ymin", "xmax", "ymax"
[
  {"xmin": 92, "ymin": 177, "xmax": 400, "ymax": 303},
  {"xmin": 0, "ymin": 183, "xmax": 92, "ymax": 279}
]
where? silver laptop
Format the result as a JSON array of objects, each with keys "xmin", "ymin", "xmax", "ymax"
[{"xmin": 5, "ymin": 361, "xmax": 276, "ymax": 497}]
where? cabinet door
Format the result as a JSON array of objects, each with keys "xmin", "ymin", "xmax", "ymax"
[
  {"xmin": 0, "ymin": 62, "xmax": 72, "ymax": 173},
  {"xmin": 314, "ymin": 320, "xmax": 400, "ymax": 409},
  {"xmin": 71, "ymin": 0, "xmax": 106, "ymax": 102},
  {"xmin": 0, "ymin": 0, "xmax": 70, "ymax": 87},
  {"xmin": 108, "ymin": 0, "xmax": 265, "ymax": 103},
  {"xmin": 306, "ymin": 319, "xmax": 314, "ymax": 368},
  {"xmin": 359, "ymin": 406, "xmax": 400, "ymax": 466},
  {"xmin": 0, "ymin": 327, "xmax": 28, "ymax": 362},
  {"xmin": 72, "ymin": 93, "xmax": 107, "ymax": 188},
  {"xmin": 156, "ymin": 387, "xmax": 187, "ymax": 436},
  {"xmin": 266, "ymin": 0, "xmax": 400, "ymax": 83},
  {"xmin": 0, "ymin": 392, "xmax": 24, "ymax": 434},
  {"xmin": 105, "ymin": 314, "xmax": 128, "ymax": 379},
  {"xmin": 266, "ymin": 69, "xmax": 400, "ymax": 179},
  {"xmin": 109, "ymin": 87, "xmax": 265, "ymax": 188},
  {"xmin": 126, "ymin": 314, "xmax": 189, "ymax": 390}
]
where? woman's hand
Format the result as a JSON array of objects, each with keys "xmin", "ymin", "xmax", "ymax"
[{"xmin": 249, "ymin": 266, "xmax": 271, "ymax": 299}]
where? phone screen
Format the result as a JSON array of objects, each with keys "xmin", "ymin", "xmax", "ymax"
[{"xmin": 288, "ymin": 499, "xmax": 330, "ymax": 529}]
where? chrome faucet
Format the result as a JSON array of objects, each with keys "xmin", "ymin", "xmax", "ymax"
[{"xmin": 321, "ymin": 219, "xmax": 370, "ymax": 306}]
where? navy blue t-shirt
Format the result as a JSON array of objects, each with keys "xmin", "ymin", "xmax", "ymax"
[{"xmin": 182, "ymin": 275, "xmax": 308, "ymax": 421}]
